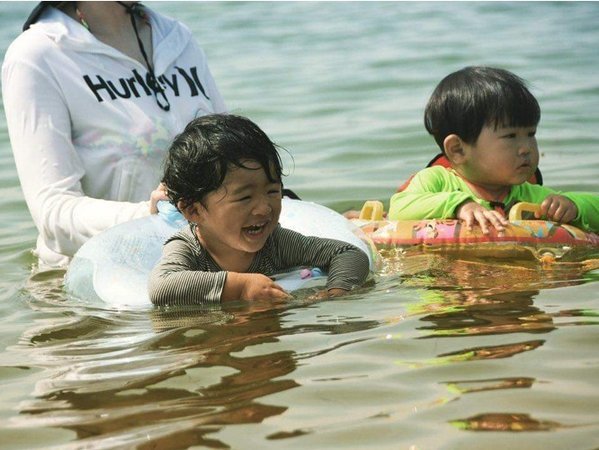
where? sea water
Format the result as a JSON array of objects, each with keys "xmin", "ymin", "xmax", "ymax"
[{"xmin": 0, "ymin": 2, "xmax": 598, "ymax": 449}]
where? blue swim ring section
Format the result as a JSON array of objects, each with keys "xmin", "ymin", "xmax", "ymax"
[{"xmin": 65, "ymin": 199, "xmax": 375, "ymax": 308}]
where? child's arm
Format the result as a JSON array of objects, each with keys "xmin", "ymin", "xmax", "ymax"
[
  {"xmin": 389, "ymin": 167, "xmax": 475, "ymax": 220},
  {"xmin": 560, "ymin": 192, "xmax": 599, "ymax": 233},
  {"xmin": 518, "ymin": 185, "xmax": 598, "ymax": 232},
  {"xmin": 148, "ymin": 235, "xmax": 290, "ymax": 306},
  {"xmin": 148, "ymin": 236, "xmax": 227, "ymax": 306},
  {"xmin": 271, "ymin": 227, "xmax": 371, "ymax": 296},
  {"xmin": 538, "ymin": 194, "xmax": 578, "ymax": 224}
]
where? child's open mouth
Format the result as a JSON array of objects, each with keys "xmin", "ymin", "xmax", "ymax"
[{"xmin": 243, "ymin": 221, "xmax": 269, "ymax": 236}]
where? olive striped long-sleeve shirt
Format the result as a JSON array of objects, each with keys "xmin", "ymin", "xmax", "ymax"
[{"xmin": 148, "ymin": 224, "xmax": 370, "ymax": 306}]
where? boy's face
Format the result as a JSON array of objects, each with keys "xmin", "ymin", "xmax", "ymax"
[
  {"xmin": 188, "ymin": 160, "xmax": 282, "ymax": 269},
  {"xmin": 459, "ymin": 124, "xmax": 539, "ymax": 191}
]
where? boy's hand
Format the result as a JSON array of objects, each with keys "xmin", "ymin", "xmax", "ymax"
[
  {"xmin": 538, "ymin": 195, "xmax": 578, "ymax": 224},
  {"xmin": 238, "ymin": 273, "xmax": 291, "ymax": 301},
  {"xmin": 456, "ymin": 200, "xmax": 509, "ymax": 235}
]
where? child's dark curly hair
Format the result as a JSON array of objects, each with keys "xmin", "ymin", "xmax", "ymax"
[{"xmin": 162, "ymin": 114, "xmax": 284, "ymax": 210}]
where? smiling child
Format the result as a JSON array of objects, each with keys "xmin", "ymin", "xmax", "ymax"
[{"xmin": 149, "ymin": 114, "xmax": 370, "ymax": 306}]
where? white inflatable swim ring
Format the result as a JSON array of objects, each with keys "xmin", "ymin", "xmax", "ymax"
[{"xmin": 65, "ymin": 199, "xmax": 375, "ymax": 308}]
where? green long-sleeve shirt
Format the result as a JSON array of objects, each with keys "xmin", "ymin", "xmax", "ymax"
[{"xmin": 389, "ymin": 166, "xmax": 599, "ymax": 232}]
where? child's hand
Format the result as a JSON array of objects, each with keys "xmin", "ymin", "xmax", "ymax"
[
  {"xmin": 538, "ymin": 195, "xmax": 578, "ymax": 224},
  {"xmin": 456, "ymin": 200, "xmax": 509, "ymax": 235},
  {"xmin": 238, "ymin": 273, "xmax": 291, "ymax": 301}
]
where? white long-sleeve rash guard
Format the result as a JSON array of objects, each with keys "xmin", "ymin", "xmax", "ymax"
[{"xmin": 2, "ymin": 6, "xmax": 226, "ymax": 267}]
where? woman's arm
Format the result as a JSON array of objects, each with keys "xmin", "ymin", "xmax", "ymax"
[{"xmin": 2, "ymin": 47, "xmax": 150, "ymax": 262}]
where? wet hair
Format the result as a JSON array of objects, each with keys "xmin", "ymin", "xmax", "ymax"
[
  {"xmin": 163, "ymin": 114, "xmax": 284, "ymax": 210},
  {"xmin": 424, "ymin": 66, "xmax": 541, "ymax": 151}
]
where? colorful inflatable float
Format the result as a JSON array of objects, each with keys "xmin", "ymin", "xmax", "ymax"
[{"xmin": 351, "ymin": 201, "xmax": 599, "ymax": 263}]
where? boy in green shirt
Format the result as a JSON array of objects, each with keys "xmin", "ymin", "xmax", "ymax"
[{"xmin": 389, "ymin": 66, "xmax": 598, "ymax": 234}]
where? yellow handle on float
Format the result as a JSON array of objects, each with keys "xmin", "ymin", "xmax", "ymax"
[
  {"xmin": 508, "ymin": 202, "xmax": 542, "ymax": 221},
  {"xmin": 359, "ymin": 200, "xmax": 384, "ymax": 221}
]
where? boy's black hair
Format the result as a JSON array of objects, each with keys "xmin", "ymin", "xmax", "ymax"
[
  {"xmin": 163, "ymin": 114, "xmax": 284, "ymax": 210},
  {"xmin": 424, "ymin": 66, "xmax": 541, "ymax": 151}
]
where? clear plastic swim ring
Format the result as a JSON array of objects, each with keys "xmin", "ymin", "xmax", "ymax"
[{"xmin": 65, "ymin": 199, "xmax": 376, "ymax": 308}]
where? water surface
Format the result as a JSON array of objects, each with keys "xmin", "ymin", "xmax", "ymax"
[{"xmin": 0, "ymin": 2, "xmax": 598, "ymax": 449}]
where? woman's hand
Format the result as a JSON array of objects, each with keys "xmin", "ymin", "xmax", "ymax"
[
  {"xmin": 456, "ymin": 200, "xmax": 509, "ymax": 235},
  {"xmin": 538, "ymin": 195, "xmax": 578, "ymax": 224},
  {"xmin": 342, "ymin": 210, "xmax": 361, "ymax": 219},
  {"xmin": 149, "ymin": 183, "xmax": 169, "ymax": 214}
]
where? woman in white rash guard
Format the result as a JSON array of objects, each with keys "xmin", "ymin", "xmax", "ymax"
[{"xmin": 2, "ymin": 2, "xmax": 226, "ymax": 268}]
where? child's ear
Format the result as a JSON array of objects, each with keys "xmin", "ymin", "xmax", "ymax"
[
  {"xmin": 443, "ymin": 134, "xmax": 466, "ymax": 165},
  {"xmin": 178, "ymin": 200, "xmax": 203, "ymax": 224}
]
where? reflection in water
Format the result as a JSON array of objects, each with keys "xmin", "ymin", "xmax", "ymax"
[
  {"xmin": 442, "ymin": 377, "xmax": 535, "ymax": 395},
  {"xmin": 6, "ymin": 254, "xmax": 597, "ymax": 447},
  {"xmin": 387, "ymin": 256, "xmax": 569, "ymax": 368},
  {"xmin": 416, "ymin": 289, "xmax": 555, "ymax": 338},
  {"xmin": 385, "ymin": 254, "xmax": 598, "ymax": 342},
  {"xmin": 398, "ymin": 340, "xmax": 544, "ymax": 368},
  {"xmin": 10, "ymin": 274, "xmax": 380, "ymax": 448},
  {"xmin": 382, "ymin": 252, "xmax": 596, "ymax": 293},
  {"xmin": 436, "ymin": 340, "xmax": 544, "ymax": 361},
  {"xmin": 387, "ymin": 255, "xmax": 596, "ymax": 439},
  {"xmin": 450, "ymin": 413, "xmax": 562, "ymax": 432}
]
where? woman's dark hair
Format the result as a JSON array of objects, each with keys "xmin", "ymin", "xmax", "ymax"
[
  {"xmin": 424, "ymin": 66, "xmax": 541, "ymax": 151},
  {"xmin": 23, "ymin": 2, "xmax": 67, "ymax": 31},
  {"xmin": 163, "ymin": 114, "xmax": 284, "ymax": 210}
]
